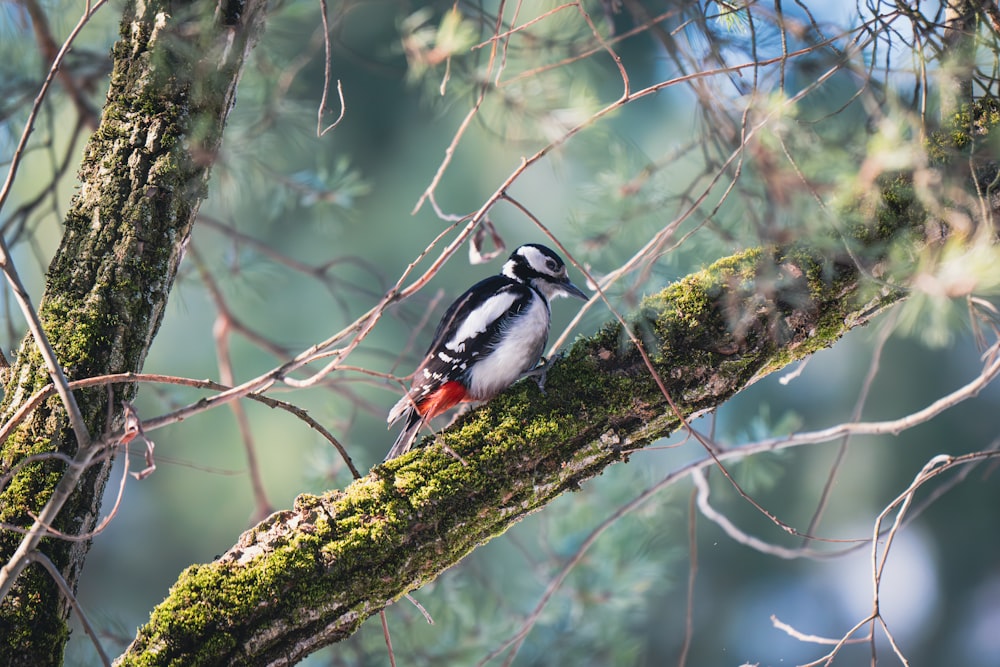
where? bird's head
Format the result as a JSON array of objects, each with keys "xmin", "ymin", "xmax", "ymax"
[{"xmin": 502, "ymin": 244, "xmax": 588, "ymax": 302}]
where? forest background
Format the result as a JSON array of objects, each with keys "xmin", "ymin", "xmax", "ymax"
[{"xmin": 2, "ymin": 0, "xmax": 1000, "ymax": 665}]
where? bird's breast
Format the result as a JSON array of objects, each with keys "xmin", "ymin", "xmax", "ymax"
[{"xmin": 465, "ymin": 293, "xmax": 550, "ymax": 400}]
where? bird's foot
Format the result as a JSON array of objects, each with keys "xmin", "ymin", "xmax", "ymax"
[{"xmin": 519, "ymin": 355, "xmax": 559, "ymax": 394}]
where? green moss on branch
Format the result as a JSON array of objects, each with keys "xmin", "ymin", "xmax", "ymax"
[
  {"xmin": 0, "ymin": 0, "xmax": 271, "ymax": 662},
  {"xmin": 118, "ymin": 100, "xmax": 1000, "ymax": 662},
  {"xmin": 116, "ymin": 233, "xmax": 906, "ymax": 664}
]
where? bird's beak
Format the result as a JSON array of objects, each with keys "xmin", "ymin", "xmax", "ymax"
[{"xmin": 559, "ymin": 278, "xmax": 589, "ymax": 301}]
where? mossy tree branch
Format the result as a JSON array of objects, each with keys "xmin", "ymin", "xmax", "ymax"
[
  {"xmin": 115, "ymin": 98, "xmax": 1000, "ymax": 664},
  {"xmin": 0, "ymin": 0, "xmax": 992, "ymax": 658},
  {"xmin": 117, "ymin": 230, "xmax": 914, "ymax": 664},
  {"xmin": 0, "ymin": 0, "xmax": 269, "ymax": 662}
]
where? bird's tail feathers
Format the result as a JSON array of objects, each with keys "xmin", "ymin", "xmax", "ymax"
[
  {"xmin": 385, "ymin": 408, "xmax": 424, "ymax": 461},
  {"xmin": 387, "ymin": 394, "xmax": 414, "ymax": 426}
]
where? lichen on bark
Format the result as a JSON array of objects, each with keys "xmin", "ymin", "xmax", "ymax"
[
  {"xmin": 114, "ymin": 236, "xmax": 907, "ymax": 666},
  {"xmin": 115, "ymin": 100, "xmax": 1000, "ymax": 666},
  {"xmin": 0, "ymin": 0, "xmax": 270, "ymax": 663}
]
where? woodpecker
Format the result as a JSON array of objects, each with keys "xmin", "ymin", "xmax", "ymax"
[{"xmin": 386, "ymin": 243, "xmax": 587, "ymax": 460}]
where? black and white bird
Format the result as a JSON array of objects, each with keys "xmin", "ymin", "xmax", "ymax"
[{"xmin": 386, "ymin": 243, "xmax": 587, "ymax": 460}]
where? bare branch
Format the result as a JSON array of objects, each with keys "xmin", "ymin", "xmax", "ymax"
[
  {"xmin": 0, "ymin": 0, "xmax": 108, "ymax": 216},
  {"xmin": 316, "ymin": 0, "xmax": 346, "ymax": 137},
  {"xmin": 27, "ymin": 551, "xmax": 112, "ymax": 667}
]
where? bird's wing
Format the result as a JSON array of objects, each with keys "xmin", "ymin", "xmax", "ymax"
[
  {"xmin": 407, "ymin": 278, "xmax": 530, "ymax": 394},
  {"xmin": 425, "ymin": 277, "xmax": 510, "ymax": 347}
]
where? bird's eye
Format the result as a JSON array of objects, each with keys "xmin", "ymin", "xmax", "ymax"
[{"xmin": 545, "ymin": 259, "xmax": 558, "ymax": 272}]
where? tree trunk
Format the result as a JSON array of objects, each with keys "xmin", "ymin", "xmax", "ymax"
[
  {"xmin": 0, "ymin": 0, "xmax": 269, "ymax": 663},
  {"xmin": 0, "ymin": 0, "xmax": 994, "ymax": 662}
]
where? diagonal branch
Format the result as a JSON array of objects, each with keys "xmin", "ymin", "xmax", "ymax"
[
  {"xmin": 116, "ymin": 227, "xmax": 912, "ymax": 664},
  {"xmin": 116, "ymin": 94, "xmax": 1000, "ymax": 662}
]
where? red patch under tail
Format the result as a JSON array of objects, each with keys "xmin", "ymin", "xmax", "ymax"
[{"xmin": 416, "ymin": 380, "xmax": 469, "ymax": 420}]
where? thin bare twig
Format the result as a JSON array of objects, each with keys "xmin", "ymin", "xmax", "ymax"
[
  {"xmin": 801, "ymin": 309, "xmax": 900, "ymax": 545},
  {"xmin": 0, "ymin": 229, "xmax": 95, "ymax": 601},
  {"xmin": 677, "ymin": 489, "xmax": 698, "ymax": 667},
  {"xmin": 17, "ymin": 0, "xmax": 100, "ymax": 129},
  {"xmin": 0, "ymin": 371, "xmax": 360, "ymax": 478},
  {"xmin": 692, "ymin": 468, "xmax": 847, "ymax": 558},
  {"xmin": 790, "ymin": 448, "xmax": 1000, "ymax": 666},
  {"xmin": 771, "ymin": 613, "xmax": 868, "ymax": 646},
  {"xmin": 190, "ymin": 244, "xmax": 272, "ymax": 520},
  {"xmin": 316, "ymin": 0, "xmax": 346, "ymax": 136},
  {"xmin": 0, "ymin": 0, "xmax": 108, "ymax": 215},
  {"xmin": 412, "ymin": 6, "xmax": 505, "ymax": 216},
  {"xmin": 0, "ymin": 0, "xmax": 110, "ymax": 604},
  {"xmin": 380, "ymin": 610, "xmax": 397, "ymax": 667},
  {"xmin": 27, "ymin": 551, "xmax": 112, "ymax": 667}
]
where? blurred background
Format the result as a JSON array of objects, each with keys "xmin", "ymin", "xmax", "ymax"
[{"xmin": 3, "ymin": 0, "xmax": 1000, "ymax": 665}]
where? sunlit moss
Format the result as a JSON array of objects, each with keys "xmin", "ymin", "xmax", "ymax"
[
  {"xmin": 117, "ymin": 185, "xmax": 931, "ymax": 661},
  {"xmin": 928, "ymin": 98, "xmax": 1000, "ymax": 162}
]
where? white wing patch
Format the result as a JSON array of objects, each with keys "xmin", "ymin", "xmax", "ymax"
[
  {"xmin": 466, "ymin": 291, "xmax": 550, "ymax": 399},
  {"xmin": 445, "ymin": 291, "xmax": 519, "ymax": 352}
]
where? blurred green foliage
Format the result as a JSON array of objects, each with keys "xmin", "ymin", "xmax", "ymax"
[{"xmin": 2, "ymin": 0, "xmax": 1000, "ymax": 665}]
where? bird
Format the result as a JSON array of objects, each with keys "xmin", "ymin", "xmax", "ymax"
[{"xmin": 385, "ymin": 243, "xmax": 588, "ymax": 461}]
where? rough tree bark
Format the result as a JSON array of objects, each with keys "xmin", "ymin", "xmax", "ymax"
[
  {"xmin": 0, "ymin": 0, "xmax": 996, "ymax": 664},
  {"xmin": 114, "ymin": 205, "xmax": 922, "ymax": 663},
  {"xmin": 0, "ymin": 0, "xmax": 269, "ymax": 663},
  {"xmin": 113, "ymin": 99, "xmax": 1000, "ymax": 664}
]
